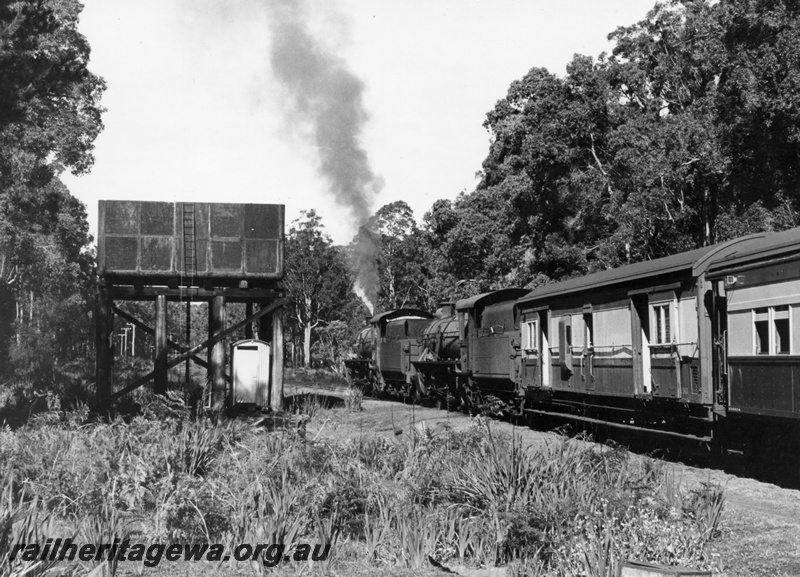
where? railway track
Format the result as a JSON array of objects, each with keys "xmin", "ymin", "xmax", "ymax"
[
  {"xmin": 287, "ymin": 379, "xmax": 800, "ymax": 574},
  {"xmin": 286, "ymin": 378, "xmax": 800, "ymax": 489}
]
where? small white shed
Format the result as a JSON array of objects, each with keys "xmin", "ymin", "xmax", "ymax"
[{"xmin": 230, "ymin": 339, "xmax": 271, "ymax": 408}]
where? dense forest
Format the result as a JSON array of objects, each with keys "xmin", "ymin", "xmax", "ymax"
[
  {"xmin": 0, "ymin": 0, "xmax": 104, "ymax": 402},
  {"xmin": 3, "ymin": 0, "xmax": 800, "ymax": 400}
]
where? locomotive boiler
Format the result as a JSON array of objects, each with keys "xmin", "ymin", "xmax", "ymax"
[{"xmin": 414, "ymin": 304, "xmax": 460, "ymax": 399}]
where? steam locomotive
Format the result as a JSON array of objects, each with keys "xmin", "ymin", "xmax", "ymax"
[{"xmin": 345, "ymin": 227, "xmax": 800, "ymax": 458}]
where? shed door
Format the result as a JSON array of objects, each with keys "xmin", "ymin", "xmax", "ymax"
[{"xmin": 233, "ymin": 345, "xmax": 269, "ymax": 404}]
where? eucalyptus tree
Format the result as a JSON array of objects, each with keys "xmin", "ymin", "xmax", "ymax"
[
  {"xmin": 284, "ymin": 211, "xmax": 359, "ymax": 368},
  {"xmin": 437, "ymin": 0, "xmax": 800, "ymax": 289},
  {"xmin": 0, "ymin": 0, "xmax": 104, "ymax": 384}
]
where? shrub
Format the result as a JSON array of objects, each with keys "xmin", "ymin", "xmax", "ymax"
[{"xmin": 0, "ymin": 403, "xmax": 724, "ymax": 575}]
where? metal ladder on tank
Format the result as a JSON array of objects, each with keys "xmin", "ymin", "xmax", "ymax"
[
  {"xmin": 181, "ymin": 203, "xmax": 197, "ymax": 391},
  {"xmin": 182, "ymin": 202, "xmax": 197, "ymax": 281}
]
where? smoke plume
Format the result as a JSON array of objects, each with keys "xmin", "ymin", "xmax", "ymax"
[
  {"xmin": 352, "ymin": 224, "xmax": 379, "ymax": 313},
  {"xmin": 265, "ymin": 0, "xmax": 381, "ymax": 311}
]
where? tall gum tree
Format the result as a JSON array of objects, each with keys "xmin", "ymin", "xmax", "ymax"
[
  {"xmin": 0, "ymin": 0, "xmax": 104, "ymax": 381},
  {"xmin": 284, "ymin": 210, "xmax": 357, "ymax": 368},
  {"xmin": 362, "ymin": 201, "xmax": 428, "ymax": 311},
  {"xmin": 459, "ymin": 0, "xmax": 800, "ymax": 286}
]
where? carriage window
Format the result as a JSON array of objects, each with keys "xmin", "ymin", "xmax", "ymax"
[
  {"xmin": 653, "ymin": 304, "xmax": 671, "ymax": 344},
  {"xmin": 754, "ymin": 308, "xmax": 769, "ymax": 354},
  {"xmin": 754, "ymin": 306, "xmax": 791, "ymax": 355},
  {"xmin": 774, "ymin": 306, "xmax": 790, "ymax": 354},
  {"xmin": 522, "ymin": 319, "xmax": 538, "ymax": 352},
  {"xmin": 584, "ymin": 312, "xmax": 593, "ymax": 349},
  {"xmin": 570, "ymin": 314, "xmax": 585, "ymax": 351}
]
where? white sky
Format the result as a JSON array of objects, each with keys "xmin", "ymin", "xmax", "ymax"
[{"xmin": 62, "ymin": 0, "xmax": 652, "ymax": 246}]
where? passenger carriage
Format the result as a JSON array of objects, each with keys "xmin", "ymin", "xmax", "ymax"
[
  {"xmin": 515, "ymin": 234, "xmax": 768, "ymax": 440},
  {"xmin": 706, "ymin": 228, "xmax": 800, "ymax": 456}
]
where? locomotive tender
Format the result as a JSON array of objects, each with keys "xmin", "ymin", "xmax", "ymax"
[{"xmin": 348, "ymin": 227, "xmax": 800, "ymax": 454}]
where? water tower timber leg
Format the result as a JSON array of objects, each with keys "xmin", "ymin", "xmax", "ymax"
[
  {"xmin": 95, "ymin": 286, "xmax": 113, "ymax": 403},
  {"xmin": 270, "ymin": 304, "xmax": 284, "ymax": 412},
  {"xmin": 258, "ymin": 302, "xmax": 272, "ymax": 341},
  {"xmin": 257, "ymin": 302, "xmax": 273, "ymax": 411},
  {"xmin": 185, "ymin": 299, "xmax": 192, "ymax": 385},
  {"xmin": 154, "ymin": 294, "xmax": 168, "ymax": 395},
  {"xmin": 209, "ymin": 293, "xmax": 227, "ymax": 409},
  {"xmin": 207, "ymin": 302, "xmax": 213, "ymax": 393},
  {"xmin": 245, "ymin": 302, "xmax": 254, "ymax": 339}
]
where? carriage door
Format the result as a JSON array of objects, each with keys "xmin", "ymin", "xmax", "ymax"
[
  {"xmin": 583, "ymin": 305, "xmax": 595, "ymax": 391},
  {"xmin": 649, "ymin": 293, "xmax": 681, "ymax": 398},
  {"xmin": 540, "ymin": 310, "xmax": 551, "ymax": 387},
  {"xmin": 521, "ymin": 314, "xmax": 539, "ymax": 386},
  {"xmin": 558, "ymin": 315, "xmax": 573, "ymax": 384},
  {"xmin": 631, "ymin": 295, "xmax": 652, "ymax": 395},
  {"xmin": 709, "ymin": 284, "xmax": 728, "ymax": 408},
  {"xmin": 521, "ymin": 309, "xmax": 551, "ymax": 388}
]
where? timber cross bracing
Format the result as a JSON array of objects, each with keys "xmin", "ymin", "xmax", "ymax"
[
  {"xmin": 97, "ymin": 298, "xmax": 285, "ymax": 407},
  {"xmin": 111, "ymin": 303, "xmax": 225, "ymax": 376}
]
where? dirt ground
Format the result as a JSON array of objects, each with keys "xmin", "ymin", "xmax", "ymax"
[{"xmin": 284, "ymin": 381, "xmax": 800, "ymax": 577}]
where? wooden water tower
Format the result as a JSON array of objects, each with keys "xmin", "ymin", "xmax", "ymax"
[{"xmin": 95, "ymin": 201, "xmax": 285, "ymax": 411}]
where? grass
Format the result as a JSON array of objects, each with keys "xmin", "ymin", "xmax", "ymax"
[
  {"xmin": 708, "ymin": 508, "xmax": 800, "ymax": 577},
  {"xmin": 0, "ymin": 390, "xmax": 727, "ymax": 576}
]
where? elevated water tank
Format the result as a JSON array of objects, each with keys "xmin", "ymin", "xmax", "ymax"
[{"xmin": 97, "ymin": 201, "xmax": 284, "ymax": 285}]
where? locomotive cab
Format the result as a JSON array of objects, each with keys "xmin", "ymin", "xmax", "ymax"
[
  {"xmin": 454, "ymin": 288, "xmax": 531, "ymax": 402},
  {"xmin": 369, "ymin": 308, "xmax": 434, "ymax": 395}
]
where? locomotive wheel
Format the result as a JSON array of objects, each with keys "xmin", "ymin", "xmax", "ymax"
[
  {"xmin": 465, "ymin": 388, "xmax": 483, "ymax": 414},
  {"xmin": 415, "ymin": 373, "xmax": 429, "ymax": 398},
  {"xmin": 453, "ymin": 376, "xmax": 479, "ymax": 413},
  {"xmin": 360, "ymin": 371, "xmax": 379, "ymax": 397},
  {"xmin": 373, "ymin": 372, "xmax": 391, "ymax": 397}
]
